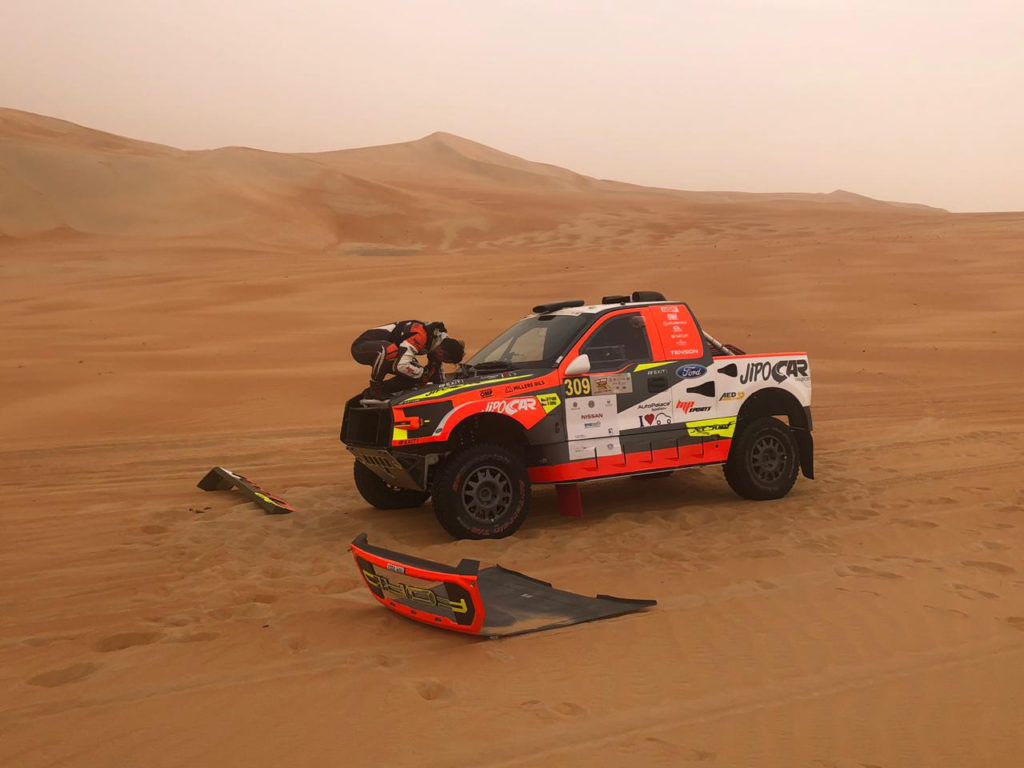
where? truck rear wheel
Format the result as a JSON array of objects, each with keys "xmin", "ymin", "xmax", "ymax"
[
  {"xmin": 432, "ymin": 444, "xmax": 530, "ymax": 539},
  {"xmin": 724, "ymin": 416, "xmax": 799, "ymax": 500},
  {"xmin": 353, "ymin": 461, "xmax": 430, "ymax": 509}
]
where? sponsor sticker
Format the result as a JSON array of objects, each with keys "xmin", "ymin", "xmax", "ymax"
[
  {"xmin": 676, "ymin": 364, "xmax": 707, "ymax": 379},
  {"xmin": 485, "ymin": 398, "xmax": 538, "ymax": 416},
  {"xmin": 566, "ymin": 394, "xmax": 618, "ymax": 440},
  {"xmin": 569, "ymin": 437, "xmax": 622, "ymax": 460},
  {"xmin": 591, "ymin": 372, "xmax": 633, "ymax": 395},
  {"xmin": 639, "ymin": 411, "xmax": 672, "ymax": 427},
  {"xmin": 685, "ymin": 417, "xmax": 737, "ymax": 439},
  {"xmin": 536, "ymin": 393, "xmax": 561, "ymax": 413},
  {"xmin": 739, "ymin": 358, "xmax": 809, "ymax": 385},
  {"xmin": 504, "ymin": 378, "xmax": 546, "ymax": 394},
  {"xmin": 675, "ymin": 400, "xmax": 712, "ymax": 414}
]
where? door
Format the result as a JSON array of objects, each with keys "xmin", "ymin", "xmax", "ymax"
[{"xmin": 562, "ymin": 311, "xmax": 655, "ymax": 462}]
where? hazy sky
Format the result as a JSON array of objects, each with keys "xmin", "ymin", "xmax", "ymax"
[{"xmin": 2, "ymin": 1, "xmax": 1022, "ymax": 211}]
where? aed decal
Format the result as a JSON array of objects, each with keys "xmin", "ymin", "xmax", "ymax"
[
  {"xmin": 719, "ymin": 391, "xmax": 745, "ymax": 401},
  {"xmin": 564, "ymin": 377, "xmax": 592, "ymax": 397},
  {"xmin": 362, "ymin": 570, "xmax": 469, "ymax": 614},
  {"xmin": 739, "ymin": 359, "xmax": 809, "ymax": 385},
  {"xmin": 685, "ymin": 417, "xmax": 737, "ymax": 438}
]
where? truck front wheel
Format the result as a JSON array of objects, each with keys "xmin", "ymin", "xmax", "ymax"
[
  {"xmin": 432, "ymin": 444, "xmax": 531, "ymax": 539},
  {"xmin": 353, "ymin": 461, "xmax": 430, "ymax": 509},
  {"xmin": 724, "ymin": 416, "xmax": 799, "ymax": 500}
]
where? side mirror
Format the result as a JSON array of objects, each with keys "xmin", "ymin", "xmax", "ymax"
[{"xmin": 564, "ymin": 354, "xmax": 591, "ymax": 376}]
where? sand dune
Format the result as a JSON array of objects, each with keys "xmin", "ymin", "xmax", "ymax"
[
  {"xmin": 0, "ymin": 108, "xmax": 942, "ymax": 248},
  {"xmin": 2, "ymin": 109, "xmax": 1023, "ymax": 767}
]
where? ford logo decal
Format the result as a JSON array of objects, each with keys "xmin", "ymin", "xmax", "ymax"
[{"xmin": 676, "ymin": 364, "xmax": 707, "ymax": 379}]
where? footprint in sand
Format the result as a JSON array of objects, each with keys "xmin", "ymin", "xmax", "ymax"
[
  {"xmin": 28, "ymin": 662, "xmax": 99, "ymax": 688},
  {"xmin": 893, "ymin": 518, "xmax": 938, "ymax": 528},
  {"xmin": 847, "ymin": 565, "xmax": 903, "ymax": 580},
  {"xmin": 924, "ymin": 604, "xmax": 969, "ymax": 617},
  {"xmin": 93, "ymin": 631, "xmax": 163, "ymax": 653},
  {"xmin": 683, "ymin": 749, "xmax": 716, "ymax": 762},
  {"xmin": 165, "ymin": 630, "xmax": 219, "ymax": 643},
  {"xmin": 740, "ymin": 548, "xmax": 783, "ymax": 559},
  {"xmin": 415, "ymin": 678, "xmax": 453, "ymax": 702},
  {"xmin": 1005, "ymin": 617, "xmax": 1024, "ymax": 631},
  {"xmin": 553, "ymin": 701, "xmax": 587, "ymax": 717},
  {"xmin": 367, "ymin": 653, "xmax": 401, "ymax": 669},
  {"xmin": 952, "ymin": 583, "xmax": 999, "ymax": 600},
  {"xmin": 981, "ymin": 541, "xmax": 1011, "ymax": 551},
  {"xmin": 961, "ymin": 560, "xmax": 1016, "ymax": 574}
]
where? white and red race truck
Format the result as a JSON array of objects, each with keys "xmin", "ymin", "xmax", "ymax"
[{"xmin": 342, "ymin": 291, "xmax": 813, "ymax": 539}]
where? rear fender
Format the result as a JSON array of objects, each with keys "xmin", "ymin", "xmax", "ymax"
[{"xmin": 736, "ymin": 388, "xmax": 814, "ymax": 479}]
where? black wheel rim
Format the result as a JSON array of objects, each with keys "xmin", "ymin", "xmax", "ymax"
[
  {"xmin": 750, "ymin": 434, "xmax": 788, "ymax": 483},
  {"xmin": 462, "ymin": 464, "xmax": 513, "ymax": 523}
]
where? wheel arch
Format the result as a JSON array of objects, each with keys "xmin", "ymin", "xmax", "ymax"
[
  {"xmin": 735, "ymin": 387, "xmax": 814, "ymax": 479},
  {"xmin": 449, "ymin": 413, "xmax": 529, "ymax": 457}
]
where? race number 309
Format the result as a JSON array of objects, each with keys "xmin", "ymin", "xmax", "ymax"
[{"xmin": 564, "ymin": 377, "xmax": 591, "ymax": 397}]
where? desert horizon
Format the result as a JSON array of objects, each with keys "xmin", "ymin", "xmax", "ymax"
[{"xmin": 3, "ymin": 100, "xmax": 1024, "ymax": 767}]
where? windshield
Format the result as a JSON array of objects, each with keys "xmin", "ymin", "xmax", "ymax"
[{"xmin": 467, "ymin": 314, "xmax": 589, "ymax": 369}]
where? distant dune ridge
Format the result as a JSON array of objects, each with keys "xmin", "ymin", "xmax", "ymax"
[{"xmin": 0, "ymin": 107, "xmax": 942, "ymax": 246}]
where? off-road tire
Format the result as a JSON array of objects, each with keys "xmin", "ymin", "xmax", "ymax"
[
  {"xmin": 432, "ymin": 443, "xmax": 530, "ymax": 539},
  {"xmin": 353, "ymin": 461, "xmax": 430, "ymax": 509},
  {"xmin": 724, "ymin": 416, "xmax": 799, "ymax": 500}
]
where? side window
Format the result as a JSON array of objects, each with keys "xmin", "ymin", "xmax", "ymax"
[{"xmin": 581, "ymin": 313, "xmax": 652, "ymax": 372}]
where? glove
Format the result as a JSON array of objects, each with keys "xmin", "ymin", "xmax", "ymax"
[{"xmin": 421, "ymin": 360, "xmax": 443, "ymax": 384}]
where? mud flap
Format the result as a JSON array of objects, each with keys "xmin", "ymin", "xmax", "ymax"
[
  {"xmin": 197, "ymin": 466, "xmax": 295, "ymax": 514},
  {"xmin": 351, "ymin": 533, "xmax": 655, "ymax": 637},
  {"xmin": 794, "ymin": 429, "xmax": 814, "ymax": 479}
]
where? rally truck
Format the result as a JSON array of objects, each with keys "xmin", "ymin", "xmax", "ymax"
[{"xmin": 341, "ymin": 291, "xmax": 813, "ymax": 539}]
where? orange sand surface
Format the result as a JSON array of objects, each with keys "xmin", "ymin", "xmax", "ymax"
[{"xmin": 2, "ymin": 108, "xmax": 1023, "ymax": 767}]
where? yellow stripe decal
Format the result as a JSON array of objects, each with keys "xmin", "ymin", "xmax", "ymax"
[
  {"xmin": 634, "ymin": 362, "xmax": 673, "ymax": 372},
  {"xmin": 402, "ymin": 375, "xmax": 533, "ymax": 402},
  {"xmin": 685, "ymin": 417, "xmax": 737, "ymax": 439}
]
